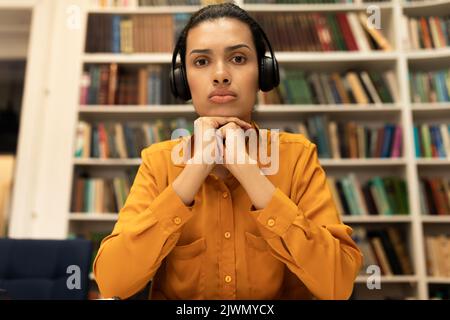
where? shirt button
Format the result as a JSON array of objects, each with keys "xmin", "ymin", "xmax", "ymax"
[
  {"xmin": 222, "ymin": 192, "xmax": 228, "ymax": 199},
  {"xmin": 224, "ymin": 232, "xmax": 231, "ymax": 239},
  {"xmin": 173, "ymin": 217, "xmax": 182, "ymax": 225},
  {"xmin": 267, "ymin": 218, "xmax": 275, "ymax": 227},
  {"xmin": 225, "ymin": 275, "xmax": 232, "ymax": 283}
]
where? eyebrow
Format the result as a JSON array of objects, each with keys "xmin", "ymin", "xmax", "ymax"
[{"xmin": 189, "ymin": 44, "xmax": 251, "ymax": 55}]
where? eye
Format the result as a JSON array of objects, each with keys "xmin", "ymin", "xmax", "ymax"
[
  {"xmin": 231, "ymin": 55, "xmax": 247, "ymax": 64},
  {"xmin": 194, "ymin": 58, "xmax": 208, "ymax": 67}
]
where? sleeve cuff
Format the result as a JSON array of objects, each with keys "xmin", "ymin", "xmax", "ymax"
[{"xmin": 249, "ymin": 187, "xmax": 300, "ymax": 237}]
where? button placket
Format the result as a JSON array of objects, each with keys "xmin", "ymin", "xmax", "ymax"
[{"xmin": 218, "ymin": 185, "xmax": 236, "ymax": 298}]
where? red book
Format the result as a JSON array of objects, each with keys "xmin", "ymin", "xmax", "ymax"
[
  {"xmin": 390, "ymin": 125, "xmax": 403, "ymax": 158},
  {"xmin": 97, "ymin": 123, "xmax": 109, "ymax": 159},
  {"xmin": 336, "ymin": 13, "xmax": 359, "ymax": 51}
]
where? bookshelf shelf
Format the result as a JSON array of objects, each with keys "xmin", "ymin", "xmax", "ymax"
[
  {"xmin": 73, "ymin": 158, "xmax": 141, "ymax": 166},
  {"xmin": 412, "ymin": 104, "xmax": 450, "ymax": 121},
  {"xmin": 402, "ymin": 0, "xmax": 450, "ymax": 15},
  {"xmin": 79, "ymin": 105, "xmax": 194, "ymax": 114},
  {"xmin": 83, "ymin": 52, "xmax": 399, "ymax": 64},
  {"xmin": 342, "ymin": 215, "xmax": 411, "ymax": 223},
  {"xmin": 256, "ymin": 104, "xmax": 402, "ymax": 113},
  {"xmin": 0, "ymin": 0, "xmax": 36, "ymax": 9},
  {"xmin": 242, "ymin": 3, "xmax": 394, "ymax": 12},
  {"xmin": 355, "ymin": 275, "xmax": 418, "ymax": 284},
  {"xmin": 88, "ymin": 2, "xmax": 395, "ymax": 14},
  {"xmin": 83, "ymin": 53, "xmax": 172, "ymax": 64},
  {"xmin": 265, "ymin": 52, "xmax": 397, "ymax": 64},
  {"xmin": 406, "ymin": 48, "xmax": 450, "ymax": 61},
  {"xmin": 70, "ymin": 213, "xmax": 118, "ymax": 221},
  {"xmin": 416, "ymin": 159, "xmax": 450, "ymax": 166},
  {"xmin": 426, "ymin": 277, "xmax": 450, "ymax": 284},
  {"xmin": 411, "ymin": 103, "xmax": 450, "ymax": 111},
  {"xmin": 319, "ymin": 158, "xmax": 406, "ymax": 167},
  {"xmin": 88, "ymin": 5, "xmax": 201, "ymax": 14},
  {"xmin": 421, "ymin": 216, "xmax": 450, "ymax": 224}
]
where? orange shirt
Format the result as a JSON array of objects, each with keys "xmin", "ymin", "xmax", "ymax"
[{"xmin": 93, "ymin": 122, "xmax": 362, "ymax": 300}]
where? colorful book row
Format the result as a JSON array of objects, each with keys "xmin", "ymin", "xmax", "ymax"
[
  {"xmin": 286, "ymin": 116, "xmax": 403, "ymax": 158},
  {"xmin": 74, "ymin": 119, "xmax": 192, "ymax": 159},
  {"xmin": 328, "ymin": 174, "xmax": 409, "ymax": 216},
  {"xmin": 258, "ymin": 69, "xmax": 398, "ymax": 105}
]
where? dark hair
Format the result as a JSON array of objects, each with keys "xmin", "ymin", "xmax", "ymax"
[{"xmin": 176, "ymin": 2, "xmax": 266, "ymax": 70}]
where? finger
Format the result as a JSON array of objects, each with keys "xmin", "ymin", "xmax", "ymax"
[
  {"xmin": 210, "ymin": 117, "xmax": 252, "ymax": 129},
  {"xmin": 195, "ymin": 116, "xmax": 253, "ymax": 129},
  {"xmin": 225, "ymin": 117, "xmax": 252, "ymax": 129},
  {"xmin": 217, "ymin": 122, "xmax": 242, "ymax": 140}
]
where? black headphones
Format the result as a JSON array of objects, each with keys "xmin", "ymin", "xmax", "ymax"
[{"xmin": 169, "ymin": 22, "xmax": 280, "ymax": 101}]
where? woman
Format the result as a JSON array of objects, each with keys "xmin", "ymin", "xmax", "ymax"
[{"xmin": 93, "ymin": 3, "xmax": 362, "ymax": 300}]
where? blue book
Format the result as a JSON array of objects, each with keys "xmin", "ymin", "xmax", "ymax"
[
  {"xmin": 111, "ymin": 15, "xmax": 121, "ymax": 54},
  {"xmin": 315, "ymin": 116, "xmax": 331, "ymax": 158},
  {"xmin": 438, "ymin": 71, "xmax": 449, "ymax": 102},
  {"xmin": 329, "ymin": 77, "xmax": 342, "ymax": 104},
  {"xmin": 123, "ymin": 124, "xmax": 137, "ymax": 158},
  {"xmin": 88, "ymin": 66, "xmax": 100, "ymax": 104},
  {"xmin": 431, "ymin": 125, "xmax": 446, "ymax": 158},
  {"xmin": 91, "ymin": 124, "xmax": 99, "ymax": 158},
  {"xmin": 381, "ymin": 124, "xmax": 394, "ymax": 158},
  {"xmin": 413, "ymin": 125, "xmax": 421, "ymax": 157},
  {"xmin": 433, "ymin": 73, "xmax": 444, "ymax": 102}
]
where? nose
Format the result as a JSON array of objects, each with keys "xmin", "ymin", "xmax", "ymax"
[{"xmin": 212, "ymin": 61, "xmax": 231, "ymax": 86}]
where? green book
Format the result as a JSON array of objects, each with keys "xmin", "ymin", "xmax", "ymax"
[
  {"xmin": 382, "ymin": 177, "xmax": 401, "ymax": 214},
  {"xmin": 420, "ymin": 124, "xmax": 432, "ymax": 158},
  {"xmin": 372, "ymin": 176, "xmax": 394, "ymax": 215},
  {"xmin": 341, "ymin": 177, "xmax": 360, "ymax": 215}
]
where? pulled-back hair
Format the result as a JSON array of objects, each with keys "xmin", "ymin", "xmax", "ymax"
[{"xmin": 176, "ymin": 2, "xmax": 266, "ymax": 69}]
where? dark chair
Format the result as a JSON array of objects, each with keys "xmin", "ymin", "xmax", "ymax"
[{"xmin": 0, "ymin": 238, "xmax": 92, "ymax": 299}]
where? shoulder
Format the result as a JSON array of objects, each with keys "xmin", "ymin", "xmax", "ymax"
[
  {"xmin": 277, "ymin": 131, "xmax": 314, "ymax": 149},
  {"xmin": 140, "ymin": 137, "xmax": 186, "ymax": 162},
  {"xmin": 144, "ymin": 138, "xmax": 184, "ymax": 154}
]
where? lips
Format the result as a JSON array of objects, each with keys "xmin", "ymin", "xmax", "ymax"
[
  {"xmin": 208, "ymin": 89, "xmax": 237, "ymax": 104},
  {"xmin": 209, "ymin": 95, "xmax": 237, "ymax": 104}
]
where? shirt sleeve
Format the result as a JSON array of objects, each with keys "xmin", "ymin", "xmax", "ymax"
[
  {"xmin": 249, "ymin": 142, "xmax": 363, "ymax": 300},
  {"xmin": 93, "ymin": 147, "xmax": 195, "ymax": 299}
]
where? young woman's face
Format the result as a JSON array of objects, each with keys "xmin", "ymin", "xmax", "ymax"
[{"xmin": 185, "ymin": 18, "xmax": 259, "ymax": 122}]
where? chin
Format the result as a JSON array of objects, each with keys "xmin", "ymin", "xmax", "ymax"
[{"xmin": 205, "ymin": 105, "xmax": 240, "ymax": 117}]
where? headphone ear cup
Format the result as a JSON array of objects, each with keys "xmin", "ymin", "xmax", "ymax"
[
  {"xmin": 272, "ymin": 56, "xmax": 280, "ymax": 87},
  {"xmin": 169, "ymin": 65, "xmax": 177, "ymax": 98},
  {"xmin": 259, "ymin": 56, "xmax": 279, "ymax": 92},
  {"xmin": 170, "ymin": 64, "xmax": 191, "ymax": 101}
]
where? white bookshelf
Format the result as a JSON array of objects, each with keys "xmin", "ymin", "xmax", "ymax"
[{"xmin": 7, "ymin": 0, "xmax": 447, "ymax": 300}]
